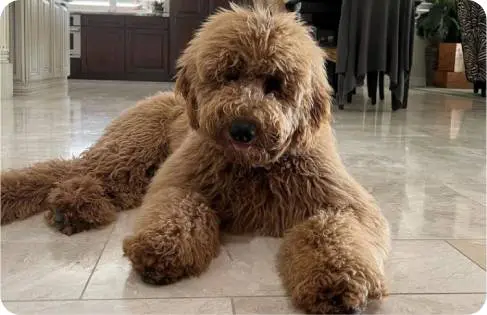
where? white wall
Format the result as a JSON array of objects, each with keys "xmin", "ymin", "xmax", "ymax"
[
  {"xmin": 13, "ymin": 0, "xmax": 70, "ymax": 95},
  {"xmin": 410, "ymin": 33, "xmax": 427, "ymax": 87}
]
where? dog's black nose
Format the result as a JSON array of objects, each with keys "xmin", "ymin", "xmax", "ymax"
[{"xmin": 229, "ymin": 120, "xmax": 256, "ymax": 143}]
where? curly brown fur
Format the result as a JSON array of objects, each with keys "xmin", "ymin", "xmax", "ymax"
[
  {"xmin": 2, "ymin": 2, "xmax": 390, "ymax": 313},
  {"xmin": 123, "ymin": 187, "xmax": 220, "ymax": 285},
  {"xmin": 123, "ymin": 4, "xmax": 390, "ymax": 314},
  {"xmin": 278, "ymin": 210, "xmax": 388, "ymax": 314},
  {"xmin": 1, "ymin": 159, "xmax": 76, "ymax": 224},
  {"xmin": 1, "ymin": 93, "xmax": 186, "ymax": 234},
  {"xmin": 45, "ymin": 176, "xmax": 117, "ymax": 235}
]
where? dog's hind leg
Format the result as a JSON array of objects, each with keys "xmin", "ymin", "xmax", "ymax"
[
  {"xmin": 1, "ymin": 159, "xmax": 77, "ymax": 224},
  {"xmin": 2, "ymin": 92, "xmax": 187, "ymax": 234},
  {"xmin": 45, "ymin": 93, "xmax": 187, "ymax": 235}
]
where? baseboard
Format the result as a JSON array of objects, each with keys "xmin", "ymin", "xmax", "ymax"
[
  {"xmin": 0, "ymin": 63, "xmax": 13, "ymax": 99},
  {"xmin": 410, "ymin": 75, "xmax": 426, "ymax": 87},
  {"xmin": 361, "ymin": 75, "xmax": 426, "ymax": 89},
  {"xmin": 13, "ymin": 78, "xmax": 68, "ymax": 96}
]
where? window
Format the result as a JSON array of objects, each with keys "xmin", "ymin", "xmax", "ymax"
[
  {"xmin": 116, "ymin": 0, "xmax": 140, "ymax": 8},
  {"xmin": 67, "ymin": 0, "xmax": 154, "ymax": 13},
  {"xmin": 68, "ymin": 0, "xmax": 110, "ymax": 13}
]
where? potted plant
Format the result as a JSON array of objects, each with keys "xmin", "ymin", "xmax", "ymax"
[
  {"xmin": 416, "ymin": 0, "xmax": 462, "ymax": 86},
  {"xmin": 151, "ymin": 0, "xmax": 165, "ymax": 16}
]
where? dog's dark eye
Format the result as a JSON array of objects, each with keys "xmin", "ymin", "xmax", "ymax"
[
  {"xmin": 264, "ymin": 76, "xmax": 283, "ymax": 95},
  {"xmin": 224, "ymin": 70, "xmax": 240, "ymax": 82}
]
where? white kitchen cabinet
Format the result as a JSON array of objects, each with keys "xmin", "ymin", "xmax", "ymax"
[
  {"xmin": 13, "ymin": 0, "xmax": 69, "ymax": 95},
  {"xmin": 0, "ymin": 3, "xmax": 13, "ymax": 99}
]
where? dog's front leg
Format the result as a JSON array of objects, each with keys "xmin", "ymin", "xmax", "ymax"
[
  {"xmin": 123, "ymin": 138, "xmax": 220, "ymax": 285},
  {"xmin": 278, "ymin": 209, "xmax": 389, "ymax": 314}
]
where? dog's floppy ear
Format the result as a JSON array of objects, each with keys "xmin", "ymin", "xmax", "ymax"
[
  {"xmin": 175, "ymin": 61, "xmax": 199, "ymax": 130},
  {"xmin": 309, "ymin": 65, "xmax": 332, "ymax": 129}
]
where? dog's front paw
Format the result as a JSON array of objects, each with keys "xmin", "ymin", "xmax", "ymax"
[
  {"xmin": 290, "ymin": 270, "xmax": 386, "ymax": 314},
  {"xmin": 123, "ymin": 229, "xmax": 198, "ymax": 285},
  {"xmin": 123, "ymin": 190, "xmax": 220, "ymax": 285}
]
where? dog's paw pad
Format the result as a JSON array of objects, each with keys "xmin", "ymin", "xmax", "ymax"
[
  {"xmin": 317, "ymin": 289, "xmax": 365, "ymax": 314},
  {"xmin": 341, "ymin": 306, "xmax": 363, "ymax": 314},
  {"xmin": 141, "ymin": 267, "xmax": 179, "ymax": 285},
  {"xmin": 54, "ymin": 209, "xmax": 65, "ymax": 224}
]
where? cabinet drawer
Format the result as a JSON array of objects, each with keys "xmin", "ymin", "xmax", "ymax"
[
  {"xmin": 125, "ymin": 16, "xmax": 169, "ymax": 29},
  {"xmin": 82, "ymin": 14, "xmax": 125, "ymax": 27}
]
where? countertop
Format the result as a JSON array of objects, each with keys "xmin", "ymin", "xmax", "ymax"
[{"xmin": 69, "ymin": 11, "xmax": 170, "ymax": 17}]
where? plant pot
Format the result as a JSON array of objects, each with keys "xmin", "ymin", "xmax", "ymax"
[
  {"xmin": 424, "ymin": 43, "xmax": 438, "ymax": 86},
  {"xmin": 433, "ymin": 71, "xmax": 472, "ymax": 88},
  {"xmin": 437, "ymin": 43, "xmax": 464, "ymax": 72}
]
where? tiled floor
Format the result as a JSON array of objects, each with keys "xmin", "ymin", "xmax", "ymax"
[{"xmin": 1, "ymin": 80, "xmax": 486, "ymax": 314}]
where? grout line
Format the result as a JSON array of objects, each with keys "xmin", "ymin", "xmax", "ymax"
[
  {"xmin": 387, "ymin": 292, "xmax": 487, "ymax": 296},
  {"xmin": 5, "ymin": 293, "xmax": 487, "ymax": 303},
  {"xmin": 78, "ymin": 223, "xmax": 117, "ymax": 300},
  {"xmin": 391, "ymin": 238, "xmax": 487, "ymax": 241},
  {"xmin": 230, "ymin": 297, "xmax": 236, "ymax": 315},
  {"xmin": 5, "ymin": 296, "xmax": 287, "ymax": 303},
  {"xmin": 445, "ymin": 240, "xmax": 486, "ymax": 271}
]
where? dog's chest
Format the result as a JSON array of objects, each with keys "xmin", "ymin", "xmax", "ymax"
[{"xmin": 199, "ymin": 157, "xmax": 328, "ymax": 237}]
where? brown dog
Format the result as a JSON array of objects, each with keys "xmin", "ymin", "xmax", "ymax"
[{"xmin": 1, "ymin": 3, "xmax": 390, "ymax": 313}]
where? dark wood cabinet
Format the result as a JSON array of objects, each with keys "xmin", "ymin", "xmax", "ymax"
[
  {"xmin": 209, "ymin": 0, "xmax": 232, "ymax": 12},
  {"xmin": 76, "ymin": 14, "xmax": 170, "ymax": 81},
  {"xmin": 125, "ymin": 15, "xmax": 169, "ymax": 29},
  {"xmin": 75, "ymin": 1, "xmax": 234, "ymax": 81},
  {"xmin": 170, "ymin": 0, "xmax": 210, "ymax": 76},
  {"xmin": 169, "ymin": 0, "xmax": 235, "ymax": 76},
  {"xmin": 172, "ymin": 0, "xmax": 209, "ymax": 16},
  {"xmin": 82, "ymin": 14, "xmax": 125, "ymax": 27},
  {"xmin": 82, "ymin": 27, "xmax": 125, "ymax": 75},
  {"xmin": 126, "ymin": 28, "xmax": 169, "ymax": 80}
]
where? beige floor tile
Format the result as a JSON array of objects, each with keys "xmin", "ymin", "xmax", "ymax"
[
  {"xmin": 2, "ymin": 82, "xmax": 487, "ymax": 311},
  {"xmin": 3, "ymin": 298, "xmax": 232, "ymax": 315},
  {"xmin": 82, "ymin": 220, "xmax": 284, "ymax": 299},
  {"xmin": 448, "ymin": 240, "xmax": 486, "ymax": 270},
  {"xmin": 376, "ymin": 184, "xmax": 486, "ymax": 239},
  {"xmin": 1, "ymin": 214, "xmax": 114, "ymax": 243},
  {"xmin": 366, "ymin": 294, "xmax": 486, "ymax": 314},
  {"xmin": 232, "ymin": 296, "xmax": 299, "ymax": 314},
  {"xmin": 232, "ymin": 294, "xmax": 486, "ymax": 315},
  {"xmin": 84, "ymin": 214, "xmax": 485, "ymax": 299},
  {"xmin": 387, "ymin": 241, "xmax": 486, "ymax": 293},
  {"xmin": 445, "ymin": 183, "xmax": 486, "ymax": 206},
  {"xmin": 1, "ymin": 239, "xmax": 107, "ymax": 301}
]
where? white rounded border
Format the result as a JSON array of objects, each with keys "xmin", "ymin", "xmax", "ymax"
[{"xmin": 0, "ymin": 0, "xmax": 485, "ymax": 314}]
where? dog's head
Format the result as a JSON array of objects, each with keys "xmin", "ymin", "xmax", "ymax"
[{"xmin": 175, "ymin": 2, "xmax": 332, "ymax": 166}]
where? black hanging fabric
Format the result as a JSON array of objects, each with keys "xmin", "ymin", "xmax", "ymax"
[{"xmin": 336, "ymin": 0, "xmax": 415, "ymax": 108}]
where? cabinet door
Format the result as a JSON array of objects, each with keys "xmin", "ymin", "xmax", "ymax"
[
  {"xmin": 171, "ymin": 0, "xmax": 209, "ymax": 16},
  {"xmin": 63, "ymin": 8, "xmax": 70, "ymax": 77},
  {"xmin": 209, "ymin": 0, "xmax": 232, "ymax": 12},
  {"xmin": 52, "ymin": 3, "xmax": 63, "ymax": 77},
  {"xmin": 40, "ymin": 0, "xmax": 52, "ymax": 79},
  {"xmin": 125, "ymin": 28, "xmax": 169, "ymax": 80},
  {"xmin": 169, "ymin": 0, "xmax": 209, "ymax": 77},
  {"xmin": 82, "ymin": 27, "xmax": 125, "ymax": 74}
]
